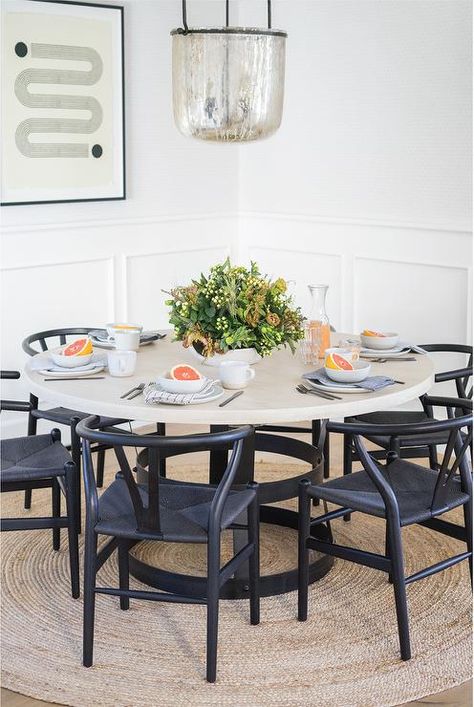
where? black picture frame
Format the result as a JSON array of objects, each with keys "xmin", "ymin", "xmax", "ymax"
[{"xmin": 1, "ymin": 0, "xmax": 126, "ymax": 206}]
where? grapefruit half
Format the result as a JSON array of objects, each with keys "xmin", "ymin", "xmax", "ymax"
[
  {"xmin": 63, "ymin": 338, "xmax": 93, "ymax": 356},
  {"xmin": 325, "ymin": 353, "xmax": 354, "ymax": 371},
  {"xmin": 170, "ymin": 364, "xmax": 202, "ymax": 381}
]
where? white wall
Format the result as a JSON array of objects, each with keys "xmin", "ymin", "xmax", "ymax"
[
  {"xmin": 237, "ymin": 0, "xmax": 472, "ymax": 338},
  {"xmin": 1, "ymin": 0, "xmax": 472, "ymax": 435}
]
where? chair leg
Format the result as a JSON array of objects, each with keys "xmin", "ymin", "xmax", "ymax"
[
  {"xmin": 206, "ymin": 534, "xmax": 220, "ymax": 683},
  {"xmin": 25, "ymin": 402, "xmax": 38, "ymax": 510},
  {"xmin": 385, "ymin": 522, "xmax": 392, "ymax": 584},
  {"xmin": 463, "ymin": 499, "xmax": 473, "ymax": 586},
  {"xmin": 343, "ymin": 433, "xmax": 352, "ymax": 522},
  {"xmin": 96, "ymin": 450, "xmax": 105, "ymax": 488},
  {"xmin": 118, "ymin": 542, "xmax": 130, "ymax": 610},
  {"xmin": 83, "ymin": 524, "xmax": 98, "ymax": 666},
  {"xmin": 52, "ymin": 478, "xmax": 61, "ymax": 551},
  {"xmin": 298, "ymin": 479, "xmax": 311, "ymax": 621},
  {"xmin": 65, "ymin": 462, "xmax": 80, "ymax": 599},
  {"xmin": 70, "ymin": 418, "xmax": 82, "ymax": 534},
  {"xmin": 387, "ymin": 520, "xmax": 411, "ymax": 660},
  {"xmin": 323, "ymin": 431, "xmax": 330, "ymax": 479},
  {"xmin": 247, "ymin": 491, "xmax": 260, "ymax": 626}
]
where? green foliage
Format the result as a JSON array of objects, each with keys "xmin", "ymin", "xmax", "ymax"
[{"xmin": 164, "ymin": 258, "xmax": 305, "ymax": 357}]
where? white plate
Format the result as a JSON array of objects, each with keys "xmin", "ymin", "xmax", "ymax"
[
  {"xmin": 90, "ymin": 329, "xmax": 161, "ymax": 349},
  {"xmin": 306, "ymin": 380, "xmax": 374, "ymax": 394},
  {"xmin": 360, "ymin": 347, "xmax": 412, "ymax": 359},
  {"xmin": 30, "ymin": 351, "xmax": 106, "ymax": 372},
  {"xmin": 38, "ymin": 365, "xmax": 105, "ymax": 378},
  {"xmin": 153, "ymin": 381, "xmax": 225, "ymax": 405}
]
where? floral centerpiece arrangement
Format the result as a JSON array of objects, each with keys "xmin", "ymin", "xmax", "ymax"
[{"xmin": 165, "ymin": 259, "xmax": 305, "ymax": 359}]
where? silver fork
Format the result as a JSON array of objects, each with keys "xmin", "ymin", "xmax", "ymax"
[
  {"xmin": 120, "ymin": 382, "xmax": 146, "ymax": 400},
  {"xmin": 296, "ymin": 383, "xmax": 342, "ymax": 401}
]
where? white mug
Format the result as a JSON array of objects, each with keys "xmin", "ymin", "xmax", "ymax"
[
  {"xmin": 109, "ymin": 329, "xmax": 141, "ymax": 351},
  {"xmin": 219, "ymin": 360, "xmax": 256, "ymax": 390},
  {"xmin": 107, "ymin": 350, "xmax": 137, "ymax": 377}
]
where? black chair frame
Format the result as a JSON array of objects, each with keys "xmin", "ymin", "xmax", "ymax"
[
  {"xmin": 1, "ymin": 371, "xmax": 79, "ymax": 598},
  {"xmin": 298, "ymin": 396, "xmax": 472, "ymax": 662},
  {"xmin": 22, "ymin": 327, "xmax": 131, "ymax": 527},
  {"xmin": 77, "ymin": 417, "xmax": 260, "ymax": 683},
  {"xmin": 342, "ymin": 344, "xmax": 473, "ymax": 520}
]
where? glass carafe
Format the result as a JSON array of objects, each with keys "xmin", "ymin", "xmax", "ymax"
[{"xmin": 307, "ymin": 284, "xmax": 331, "ymax": 358}]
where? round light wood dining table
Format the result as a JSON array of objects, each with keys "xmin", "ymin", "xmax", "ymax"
[{"xmin": 24, "ymin": 333, "xmax": 435, "ymax": 598}]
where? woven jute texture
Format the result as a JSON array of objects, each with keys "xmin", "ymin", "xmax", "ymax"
[{"xmin": 1, "ymin": 460, "xmax": 472, "ymax": 707}]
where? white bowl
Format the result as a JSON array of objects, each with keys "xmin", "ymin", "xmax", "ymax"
[
  {"xmin": 360, "ymin": 332, "xmax": 400, "ymax": 350},
  {"xmin": 157, "ymin": 374, "xmax": 207, "ymax": 394},
  {"xmin": 51, "ymin": 348, "xmax": 93, "ymax": 368},
  {"xmin": 189, "ymin": 345, "xmax": 262, "ymax": 367},
  {"xmin": 325, "ymin": 360, "xmax": 371, "ymax": 383}
]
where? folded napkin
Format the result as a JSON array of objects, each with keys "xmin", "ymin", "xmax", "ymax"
[
  {"xmin": 399, "ymin": 342, "xmax": 427, "ymax": 354},
  {"xmin": 144, "ymin": 379, "xmax": 216, "ymax": 406},
  {"xmin": 303, "ymin": 368, "xmax": 396, "ymax": 391}
]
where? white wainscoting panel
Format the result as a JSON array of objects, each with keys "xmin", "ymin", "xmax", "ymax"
[
  {"xmin": 248, "ymin": 246, "xmax": 343, "ymax": 330},
  {"xmin": 1, "ymin": 214, "xmax": 236, "ymax": 436},
  {"xmin": 354, "ymin": 257, "xmax": 468, "ymax": 343},
  {"xmin": 126, "ymin": 245, "xmax": 230, "ymax": 328}
]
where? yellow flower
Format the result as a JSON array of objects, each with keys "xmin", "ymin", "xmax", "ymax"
[{"xmin": 274, "ymin": 278, "xmax": 287, "ymax": 293}]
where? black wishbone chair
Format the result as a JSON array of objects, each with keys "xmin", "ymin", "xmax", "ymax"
[
  {"xmin": 298, "ymin": 396, "xmax": 472, "ymax": 662},
  {"xmin": 342, "ymin": 344, "xmax": 472, "ymax": 487},
  {"xmin": 22, "ymin": 327, "xmax": 130, "ymax": 525},
  {"xmin": 76, "ymin": 417, "xmax": 260, "ymax": 683},
  {"xmin": 1, "ymin": 371, "xmax": 79, "ymax": 598}
]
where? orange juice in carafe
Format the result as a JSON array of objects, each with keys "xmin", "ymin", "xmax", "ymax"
[{"xmin": 308, "ymin": 285, "xmax": 331, "ymax": 358}]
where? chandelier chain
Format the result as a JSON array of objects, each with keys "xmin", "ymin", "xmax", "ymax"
[{"xmin": 181, "ymin": 0, "xmax": 272, "ymax": 33}]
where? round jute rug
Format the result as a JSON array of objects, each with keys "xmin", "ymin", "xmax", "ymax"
[{"xmin": 1, "ymin": 461, "xmax": 472, "ymax": 707}]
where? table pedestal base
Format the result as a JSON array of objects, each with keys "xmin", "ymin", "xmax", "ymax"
[{"xmin": 128, "ymin": 505, "xmax": 333, "ymax": 599}]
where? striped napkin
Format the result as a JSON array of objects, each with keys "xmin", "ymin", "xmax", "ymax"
[
  {"xmin": 144, "ymin": 379, "xmax": 216, "ymax": 406},
  {"xmin": 303, "ymin": 368, "xmax": 396, "ymax": 391}
]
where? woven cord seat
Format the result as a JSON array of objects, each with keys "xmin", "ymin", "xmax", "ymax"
[
  {"xmin": 0, "ymin": 371, "xmax": 80, "ymax": 599},
  {"xmin": 1, "ymin": 434, "xmax": 71, "ymax": 482}
]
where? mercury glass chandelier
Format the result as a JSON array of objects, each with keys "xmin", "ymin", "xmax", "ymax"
[{"xmin": 171, "ymin": 0, "xmax": 287, "ymax": 142}]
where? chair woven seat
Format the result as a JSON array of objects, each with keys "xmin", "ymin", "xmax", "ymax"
[
  {"xmin": 96, "ymin": 477, "xmax": 256, "ymax": 542},
  {"xmin": 30, "ymin": 406, "xmax": 126, "ymax": 428},
  {"xmin": 1, "ymin": 434, "xmax": 72, "ymax": 482},
  {"xmin": 312, "ymin": 458, "xmax": 469, "ymax": 526}
]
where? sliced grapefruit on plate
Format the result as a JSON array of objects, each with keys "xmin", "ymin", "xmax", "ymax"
[
  {"xmin": 362, "ymin": 329, "xmax": 386, "ymax": 337},
  {"xmin": 170, "ymin": 364, "xmax": 202, "ymax": 381},
  {"xmin": 325, "ymin": 353, "xmax": 354, "ymax": 371},
  {"xmin": 63, "ymin": 338, "xmax": 93, "ymax": 356}
]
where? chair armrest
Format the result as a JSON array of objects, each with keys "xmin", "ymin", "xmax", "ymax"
[
  {"xmin": 0, "ymin": 371, "xmax": 21, "ymax": 380},
  {"xmin": 435, "ymin": 367, "xmax": 472, "ymax": 383},
  {"xmin": 0, "ymin": 400, "xmax": 33, "ymax": 413},
  {"xmin": 423, "ymin": 395, "xmax": 472, "ymax": 413}
]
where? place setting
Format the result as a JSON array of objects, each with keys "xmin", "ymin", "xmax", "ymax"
[
  {"xmin": 298, "ymin": 330, "xmax": 410, "ymax": 399},
  {"xmin": 142, "ymin": 360, "xmax": 254, "ymax": 407}
]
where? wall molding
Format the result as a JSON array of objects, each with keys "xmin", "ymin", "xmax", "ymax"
[
  {"xmin": 0, "ymin": 211, "xmax": 235, "ymax": 235},
  {"xmin": 240, "ymin": 210, "xmax": 472, "ymax": 236},
  {"xmin": 2, "ymin": 209, "xmax": 471, "ymax": 237}
]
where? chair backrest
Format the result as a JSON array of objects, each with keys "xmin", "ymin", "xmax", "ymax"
[
  {"xmin": 76, "ymin": 416, "xmax": 254, "ymax": 536},
  {"xmin": 0, "ymin": 371, "xmax": 31, "ymax": 413},
  {"xmin": 22, "ymin": 327, "xmax": 95, "ymax": 356},
  {"xmin": 421, "ymin": 343, "xmax": 472, "ymax": 400},
  {"xmin": 328, "ymin": 397, "xmax": 472, "ymax": 520}
]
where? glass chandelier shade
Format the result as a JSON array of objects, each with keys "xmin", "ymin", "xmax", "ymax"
[{"xmin": 171, "ymin": 1, "xmax": 287, "ymax": 142}]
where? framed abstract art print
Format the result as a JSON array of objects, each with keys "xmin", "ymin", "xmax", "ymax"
[{"xmin": 1, "ymin": 0, "xmax": 125, "ymax": 205}]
